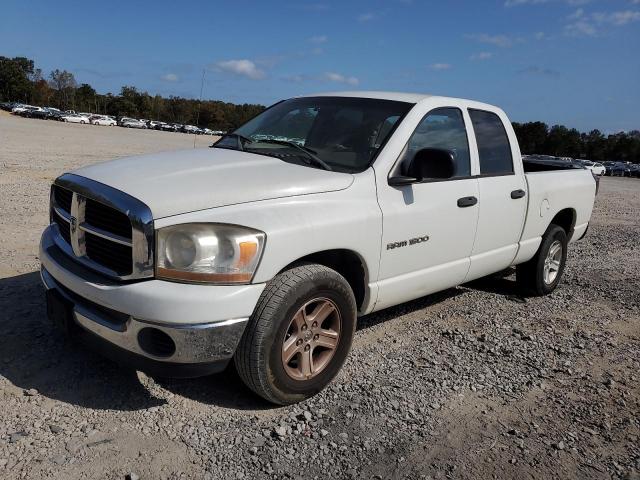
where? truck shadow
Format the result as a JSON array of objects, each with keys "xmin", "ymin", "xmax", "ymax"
[
  {"xmin": 0, "ymin": 269, "xmax": 523, "ymax": 412},
  {"xmin": 0, "ymin": 271, "xmax": 267, "ymax": 411},
  {"xmin": 462, "ymin": 268, "xmax": 527, "ymax": 300}
]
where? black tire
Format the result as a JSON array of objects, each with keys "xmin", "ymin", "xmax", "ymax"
[
  {"xmin": 234, "ymin": 263, "xmax": 357, "ymax": 405},
  {"xmin": 516, "ymin": 224, "xmax": 568, "ymax": 296}
]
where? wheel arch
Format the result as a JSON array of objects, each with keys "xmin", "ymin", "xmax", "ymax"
[
  {"xmin": 280, "ymin": 249, "xmax": 368, "ymax": 311},
  {"xmin": 549, "ymin": 208, "xmax": 577, "ymax": 240}
]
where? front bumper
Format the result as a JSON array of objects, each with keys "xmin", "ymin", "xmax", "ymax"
[{"xmin": 39, "ymin": 226, "xmax": 265, "ymax": 376}]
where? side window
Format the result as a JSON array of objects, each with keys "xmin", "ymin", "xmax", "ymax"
[
  {"xmin": 403, "ymin": 108, "xmax": 471, "ymax": 178},
  {"xmin": 469, "ymin": 109, "xmax": 514, "ymax": 175}
]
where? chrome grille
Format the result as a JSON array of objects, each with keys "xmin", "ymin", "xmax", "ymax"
[
  {"xmin": 85, "ymin": 200, "xmax": 132, "ymax": 240},
  {"xmin": 50, "ymin": 174, "xmax": 154, "ymax": 280}
]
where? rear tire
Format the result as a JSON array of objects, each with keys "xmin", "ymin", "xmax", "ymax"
[
  {"xmin": 516, "ymin": 225, "xmax": 568, "ymax": 296},
  {"xmin": 234, "ymin": 263, "xmax": 357, "ymax": 405}
]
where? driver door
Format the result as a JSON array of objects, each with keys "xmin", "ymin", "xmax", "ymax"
[{"xmin": 374, "ymin": 107, "xmax": 480, "ymax": 310}]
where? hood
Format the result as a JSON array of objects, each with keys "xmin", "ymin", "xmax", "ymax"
[{"xmin": 72, "ymin": 148, "xmax": 354, "ymax": 218}]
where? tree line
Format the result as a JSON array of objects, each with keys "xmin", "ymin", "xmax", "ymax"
[
  {"xmin": 513, "ymin": 121, "xmax": 639, "ymax": 163},
  {"xmin": 1, "ymin": 55, "xmax": 639, "ymax": 162},
  {"xmin": 0, "ymin": 56, "xmax": 264, "ymax": 130}
]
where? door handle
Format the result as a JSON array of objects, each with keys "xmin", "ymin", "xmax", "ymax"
[
  {"xmin": 511, "ymin": 189, "xmax": 526, "ymax": 199},
  {"xmin": 457, "ymin": 196, "xmax": 478, "ymax": 208}
]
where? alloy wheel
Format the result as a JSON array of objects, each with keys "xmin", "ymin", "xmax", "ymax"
[{"xmin": 281, "ymin": 297, "xmax": 341, "ymax": 381}]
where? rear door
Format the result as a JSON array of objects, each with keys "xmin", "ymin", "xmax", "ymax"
[{"xmin": 465, "ymin": 109, "xmax": 527, "ymax": 281}]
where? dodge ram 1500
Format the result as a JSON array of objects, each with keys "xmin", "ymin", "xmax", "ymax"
[{"xmin": 40, "ymin": 92, "xmax": 597, "ymax": 404}]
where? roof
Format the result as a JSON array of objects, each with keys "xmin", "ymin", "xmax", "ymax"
[{"xmin": 303, "ymin": 91, "xmax": 433, "ymax": 103}]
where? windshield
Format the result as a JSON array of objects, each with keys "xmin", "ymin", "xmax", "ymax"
[{"xmin": 213, "ymin": 96, "xmax": 413, "ymax": 173}]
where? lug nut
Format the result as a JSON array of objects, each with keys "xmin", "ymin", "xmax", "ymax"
[
  {"xmin": 301, "ymin": 324, "xmax": 307, "ymax": 331},
  {"xmin": 313, "ymin": 334, "xmax": 319, "ymax": 341},
  {"xmin": 296, "ymin": 339, "xmax": 303, "ymax": 346},
  {"xmin": 312, "ymin": 321, "xmax": 318, "ymax": 328},
  {"xmin": 304, "ymin": 345, "xmax": 310, "ymax": 351}
]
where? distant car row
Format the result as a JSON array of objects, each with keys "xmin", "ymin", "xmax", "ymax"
[
  {"xmin": 599, "ymin": 161, "xmax": 640, "ymax": 178},
  {"xmin": 0, "ymin": 102, "xmax": 224, "ymax": 135},
  {"xmin": 523, "ymin": 155, "xmax": 639, "ymax": 178}
]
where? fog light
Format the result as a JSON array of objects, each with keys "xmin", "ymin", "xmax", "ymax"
[{"xmin": 137, "ymin": 328, "xmax": 176, "ymax": 358}]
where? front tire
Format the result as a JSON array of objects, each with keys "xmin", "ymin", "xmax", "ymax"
[
  {"xmin": 234, "ymin": 263, "xmax": 356, "ymax": 405},
  {"xmin": 516, "ymin": 224, "xmax": 568, "ymax": 296}
]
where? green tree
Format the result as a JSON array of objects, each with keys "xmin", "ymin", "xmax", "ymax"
[
  {"xmin": 0, "ymin": 56, "xmax": 34, "ymax": 101},
  {"xmin": 49, "ymin": 69, "xmax": 77, "ymax": 109}
]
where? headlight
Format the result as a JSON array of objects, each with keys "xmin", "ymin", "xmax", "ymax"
[{"xmin": 156, "ymin": 224, "xmax": 265, "ymax": 284}]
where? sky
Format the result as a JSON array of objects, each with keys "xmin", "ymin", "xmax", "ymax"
[{"xmin": 1, "ymin": 0, "xmax": 638, "ymax": 132}]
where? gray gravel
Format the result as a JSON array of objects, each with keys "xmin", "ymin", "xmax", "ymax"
[{"xmin": 1, "ymin": 114, "xmax": 639, "ymax": 479}]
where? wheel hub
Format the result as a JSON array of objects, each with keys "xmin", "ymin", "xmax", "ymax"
[
  {"xmin": 281, "ymin": 297, "xmax": 341, "ymax": 381},
  {"xmin": 543, "ymin": 240, "xmax": 563, "ymax": 285}
]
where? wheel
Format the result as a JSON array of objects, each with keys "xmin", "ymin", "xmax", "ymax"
[
  {"xmin": 516, "ymin": 224, "xmax": 568, "ymax": 296},
  {"xmin": 234, "ymin": 263, "xmax": 356, "ymax": 405},
  {"xmin": 81, "ymin": 120, "xmax": 86, "ymax": 124}
]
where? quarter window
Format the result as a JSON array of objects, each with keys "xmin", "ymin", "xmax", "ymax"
[
  {"xmin": 402, "ymin": 108, "xmax": 471, "ymax": 178},
  {"xmin": 469, "ymin": 109, "xmax": 514, "ymax": 175}
]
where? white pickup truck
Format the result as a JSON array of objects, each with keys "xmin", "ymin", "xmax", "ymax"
[{"xmin": 40, "ymin": 92, "xmax": 597, "ymax": 404}]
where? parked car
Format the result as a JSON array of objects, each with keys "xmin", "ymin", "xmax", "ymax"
[
  {"xmin": 40, "ymin": 92, "xmax": 597, "ymax": 405},
  {"xmin": 90, "ymin": 115, "xmax": 117, "ymax": 126},
  {"xmin": 20, "ymin": 107, "xmax": 47, "ymax": 118},
  {"xmin": 577, "ymin": 160, "xmax": 605, "ymax": 176},
  {"xmin": 60, "ymin": 113, "xmax": 91, "ymax": 124},
  {"xmin": 181, "ymin": 124, "xmax": 199, "ymax": 134},
  {"xmin": 158, "ymin": 123, "xmax": 176, "ymax": 132},
  {"xmin": 602, "ymin": 161, "xmax": 615, "ymax": 176},
  {"xmin": 627, "ymin": 164, "xmax": 640, "ymax": 178},
  {"xmin": 20, "ymin": 108, "xmax": 51, "ymax": 120},
  {"xmin": 610, "ymin": 162, "xmax": 631, "ymax": 177},
  {"xmin": 119, "ymin": 117, "xmax": 147, "ymax": 128},
  {"xmin": 12, "ymin": 104, "xmax": 40, "ymax": 115},
  {"xmin": 48, "ymin": 110, "xmax": 66, "ymax": 121},
  {"xmin": 1, "ymin": 101, "xmax": 19, "ymax": 111}
]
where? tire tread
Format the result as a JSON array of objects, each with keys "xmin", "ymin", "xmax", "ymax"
[{"xmin": 235, "ymin": 263, "xmax": 354, "ymax": 404}]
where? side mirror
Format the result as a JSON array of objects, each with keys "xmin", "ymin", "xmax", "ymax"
[{"xmin": 407, "ymin": 148, "xmax": 456, "ymax": 181}]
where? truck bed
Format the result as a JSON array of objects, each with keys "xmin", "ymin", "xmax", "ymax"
[{"xmin": 523, "ymin": 157, "xmax": 586, "ymax": 173}]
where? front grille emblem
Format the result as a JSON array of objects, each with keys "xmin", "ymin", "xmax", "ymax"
[{"xmin": 69, "ymin": 193, "xmax": 86, "ymax": 257}]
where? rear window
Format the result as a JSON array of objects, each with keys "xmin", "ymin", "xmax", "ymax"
[{"xmin": 469, "ymin": 109, "xmax": 514, "ymax": 175}]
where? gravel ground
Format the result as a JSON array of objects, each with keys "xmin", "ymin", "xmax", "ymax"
[{"xmin": 0, "ymin": 113, "xmax": 638, "ymax": 480}]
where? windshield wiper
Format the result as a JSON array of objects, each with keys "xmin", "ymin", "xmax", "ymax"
[
  {"xmin": 211, "ymin": 133, "xmax": 253, "ymax": 151},
  {"xmin": 255, "ymin": 139, "xmax": 332, "ymax": 171}
]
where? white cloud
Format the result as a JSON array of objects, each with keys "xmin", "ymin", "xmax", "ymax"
[
  {"xmin": 160, "ymin": 73, "xmax": 178, "ymax": 82},
  {"xmin": 565, "ymin": 9, "xmax": 640, "ymax": 36},
  {"xmin": 568, "ymin": 8, "xmax": 585, "ymax": 19},
  {"xmin": 357, "ymin": 12, "xmax": 374, "ymax": 22},
  {"xmin": 564, "ymin": 19, "xmax": 597, "ymax": 36},
  {"xmin": 505, "ymin": 0, "xmax": 551, "ymax": 6},
  {"xmin": 593, "ymin": 10, "xmax": 640, "ymax": 25},
  {"xmin": 465, "ymin": 33, "xmax": 513, "ymax": 47},
  {"xmin": 309, "ymin": 35, "xmax": 328, "ymax": 44},
  {"xmin": 534, "ymin": 31, "xmax": 546, "ymax": 40},
  {"xmin": 429, "ymin": 63, "xmax": 452, "ymax": 70},
  {"xmin": 505, "ymin": 0, "xmax": 591, "ymax": 6},
  {"xmin": 215, "ymin": 59, "xmax": 265, "ymax": 80},
  {"xmin": 470, "ymin": 52, "xmax": 493, "ymax": 60},
  {"xmin": 324, "ymin": 72, "xmax": 359, "ymax": 86},
  {"xmin": 518, "ymin": 66, "xmax": 560, "ymax": 76}
]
